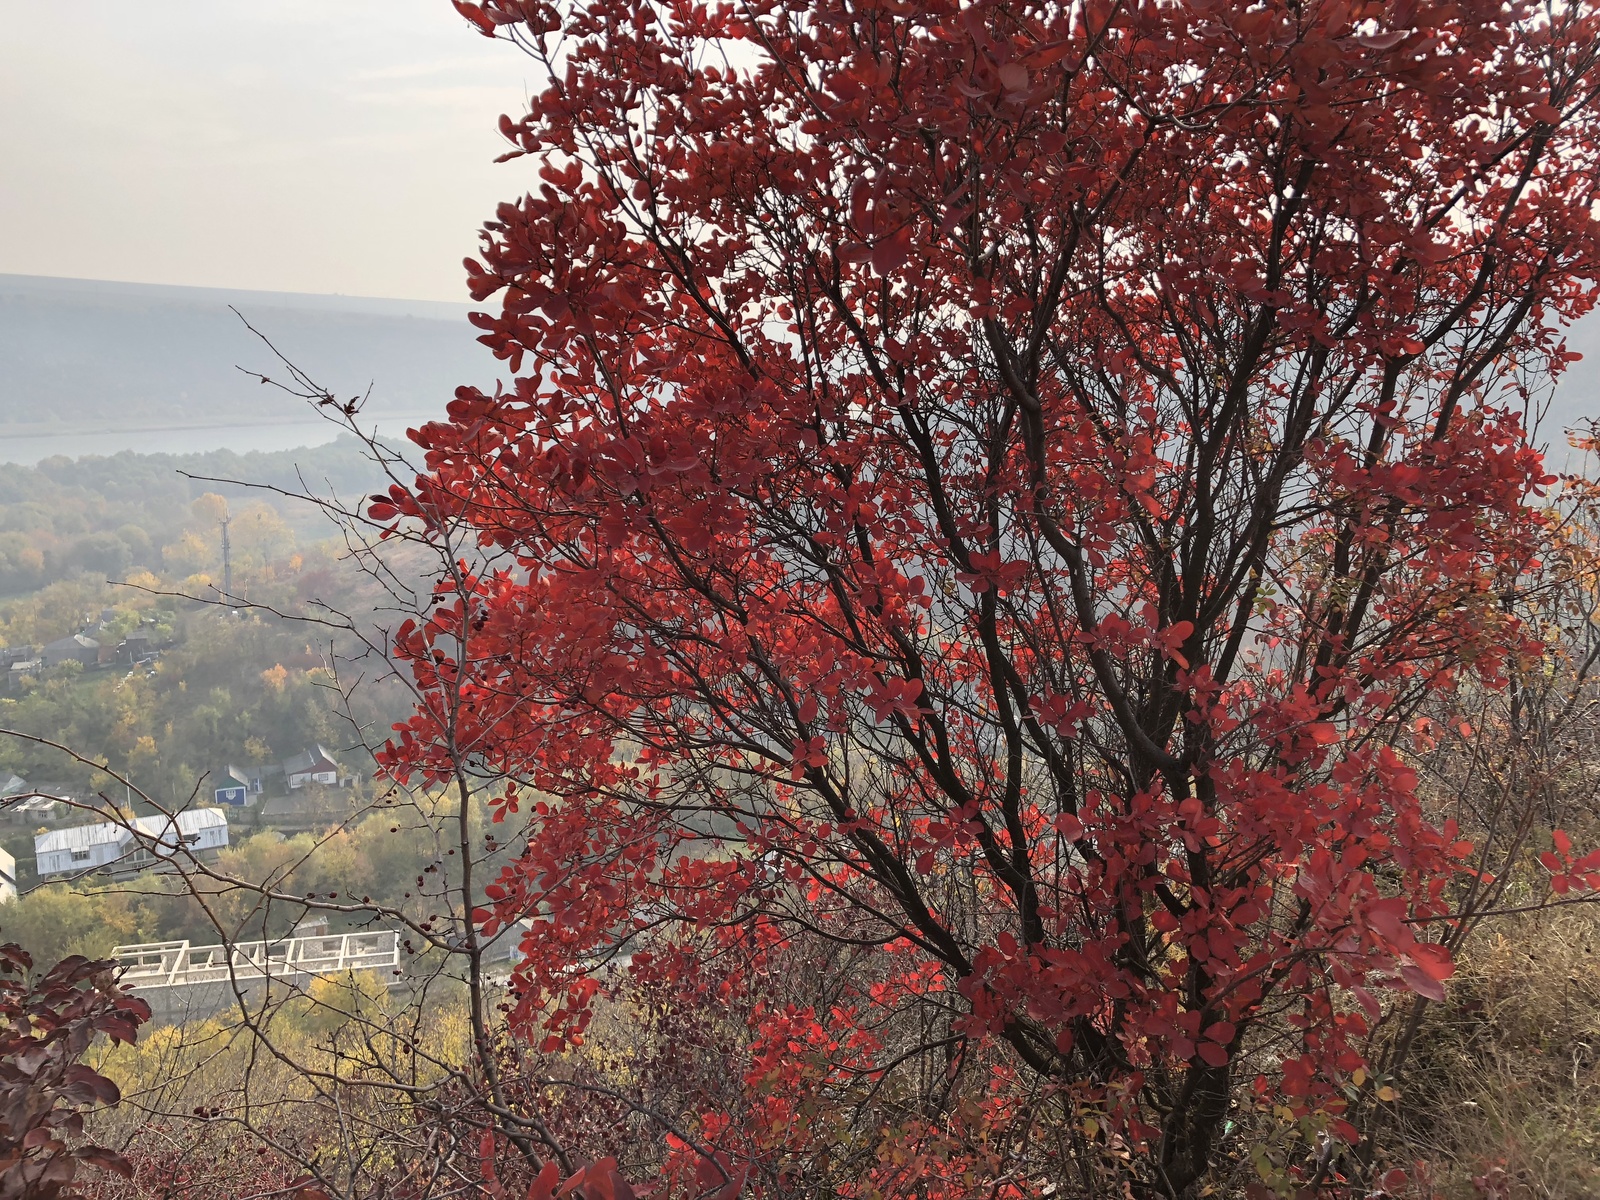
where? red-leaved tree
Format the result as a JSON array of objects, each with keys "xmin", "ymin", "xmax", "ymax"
[{"xmin": 373, "ymin": 0, "xmax": 1600, "ymax": 1194}]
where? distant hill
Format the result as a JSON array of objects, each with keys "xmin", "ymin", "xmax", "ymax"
[
  {"xmin": 0, "ymin": 271, "xmax": 1595, "ymax": 451},
  {"xmin": 1544, "ymin": 313, "xmax": 1600, "ymax": 455},
  {"xmin": 0, "ymin": 274, "xmax": 498, "ymax": 435}
]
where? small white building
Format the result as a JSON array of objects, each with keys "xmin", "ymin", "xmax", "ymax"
[
  {"xmin": 34, "ymin": 808, "xmax": 229, "ymax": 880},
  {"xmin": 0, "ymin": 848, "xmax": 15, "ymax": 904}
]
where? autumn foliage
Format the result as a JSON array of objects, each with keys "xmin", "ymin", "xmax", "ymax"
[{"xmin": 372, "ymin": 0, "xmax": 1600, "ymax": 1193}]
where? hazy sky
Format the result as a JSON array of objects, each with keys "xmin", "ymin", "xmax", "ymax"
[{"xmin": 0, "ymin": 1, "xmax": 534, "ymax": 301}]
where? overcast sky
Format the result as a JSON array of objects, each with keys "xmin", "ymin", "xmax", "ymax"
[{"xmin": 0, "ymin": 1, "xmax": 533, "ymax": 302}]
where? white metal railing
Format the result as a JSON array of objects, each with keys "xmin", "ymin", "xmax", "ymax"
[{"xmin": 112, "ymin": 930, "xmax": 400, "ymax": 989}]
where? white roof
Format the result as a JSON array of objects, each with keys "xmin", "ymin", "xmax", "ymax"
[
  {"xmin": 35, "ymin": 821, "xmax": 124, "ymax": 855},
  {"xmin": 36, "ymin": 807, "xmax": 228, "ymax": 855},
  {"xmin": 164, "ymin": 808, "xmax": 228, "ymax": 833}
]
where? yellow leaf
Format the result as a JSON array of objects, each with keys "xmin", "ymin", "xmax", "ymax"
[
  {"xmin": 1352, "ymin": 1068, "xmax": 1367, "ymax": 1087},
  {"xmin": 1376, "ymin": 1085, "xmax": 1399, "ymax": 1102}
]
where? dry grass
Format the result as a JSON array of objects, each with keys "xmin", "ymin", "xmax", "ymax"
[{"xmin": 1386, "ymin": 908, "xmax": 1600, "ymax": 1199}]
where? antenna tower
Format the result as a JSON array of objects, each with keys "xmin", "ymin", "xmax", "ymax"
[{"xmin": 219, "ymin": 513, "xmax": 233, "ymax": 600}]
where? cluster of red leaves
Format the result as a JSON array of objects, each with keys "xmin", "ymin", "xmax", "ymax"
[
  {"xmin": 0, "ymin": 945, "xmax": 148, "ymax": 1200},
  {"xmin": 378, "ymin": 0, "xmax": 1600, "ymax": 1192},
  {"xmin": 1538, "ymin": 829, "xmax": 1600, "ymax": 895},
  {"xmin": 483, "ymin": 1152, "xmax": 740, "ymax": 1200}
]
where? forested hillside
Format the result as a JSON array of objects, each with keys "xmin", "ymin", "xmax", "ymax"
[
  {"xmin": 0, "ymin": 435, "xmax": 416, "ymax": 855},
  {"xmin": 0, "ymin": 436, "xmax": 384, "ymax": 600}
]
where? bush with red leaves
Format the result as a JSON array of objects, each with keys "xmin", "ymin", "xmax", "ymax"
[{"xmin": 0, "ymin": 944, "xmax": 149, "ymax": 1200}]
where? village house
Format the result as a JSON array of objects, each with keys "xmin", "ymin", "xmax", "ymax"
[
  {"xmin": 34, "ymin": 807, "xmax": 229, "ymax": 880},
  {"xmin": 4, "ymin": 794, "xmax": 61, "ymax": 823},
  {"xmin": 0, "ymin": 848, "xmax": 15, "ymax": 904},
  {"xmin": 0, "ymin": 774, "xmax": 66, "ymax": 824},
  {"xmin": 0, "ymin": 645, "xmax": 37, "ymax": 668},
  {"xmin": 3, "ymin": 657, "xmax": 42, "ymax": 694},
  {"xmin": 41, "ymin": 633, "xmax": 99, "ymax": 669},
  {"xmin": 4, "ymin": 778, "xmax": 80, "ymax": 821},
  {"xmin": 118, "ymin": 630, "xmax": 152, "ymax": 665},
  {"xmin": 283, "ymin": 746, "xmax": 340, "ymax": 790},
  {"xmin": 212, "ymin": 763, "xmax": 267, "ymax": 807}
]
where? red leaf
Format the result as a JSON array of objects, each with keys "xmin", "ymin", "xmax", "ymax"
[
  {"xmin": 527, "ymin": 1161, "xmax": 561, "ymax": 1200},
  {"xmin": 1054, "ymin": 814, "xmax": 1085, "ymax": 841},
  {"xmin": 997, "ymin": 63, "xmax": 1029, "ymax": 92},
  {"xmin": 453, "ymin": 1, "xmax": 498, "ymax": 35},
  {"xmin": 1399, "ymin": 961, "xmax": 1446, "ymax": 1002},
  {"xmin": 1409, "ymin": 942, "xmax": 1455, "ymax": 983}
]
